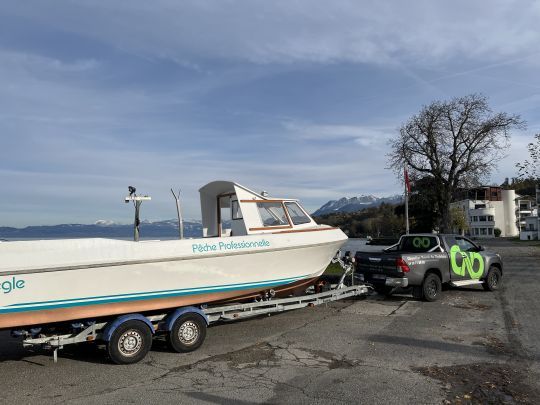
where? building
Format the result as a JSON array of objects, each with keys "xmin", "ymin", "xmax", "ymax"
[
  {"xmin": 451, "ymin": 186, "xmax": 519, "ymax": 238},
  {"xmin": 519, "ymin": 186, "xmax": 540, "ymax": 240},
  {"xmin": 520, "ymin": 216, "xmax": 539, "ymax": 240},
  {"xmin": 516, "ymin": 196, "xmax": 536, "ymax": 232}
]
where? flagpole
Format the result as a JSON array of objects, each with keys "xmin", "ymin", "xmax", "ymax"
[{"xmin": 404, "ymin": 165, "xmax": 410, "ymax": 235}]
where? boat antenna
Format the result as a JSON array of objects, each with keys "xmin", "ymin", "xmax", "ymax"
[
  {"xmin": 125, "ymin": 186, "xmax": 151, "ymax": 242},
  {"xmin": 170, "ymin": 188, "xmax": 184, "ymax": 240}
]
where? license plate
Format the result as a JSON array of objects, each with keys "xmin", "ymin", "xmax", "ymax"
[{"xmin": 372, "ymin": 274, "xmax": 386, "ymax": 280}]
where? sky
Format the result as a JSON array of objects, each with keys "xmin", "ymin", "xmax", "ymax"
[{"xmin": 1, "ymin": 1, "xmax": 539, "ymax": 226}]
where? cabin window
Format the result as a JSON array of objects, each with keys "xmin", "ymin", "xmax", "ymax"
[
  {"xmin": 447, "ymin": 236, "xmax": 477, "ymax": 252},
  {"xmin": 285, "ymin": 202, "xmax": 311, "ymax": 225},
  {"xmin": 256, "ymin": 202, "xmax": 289, "ymax": 227},
  {"xmin": 231, "ymin": 200, "xmax": 242, "ymax": 220}
]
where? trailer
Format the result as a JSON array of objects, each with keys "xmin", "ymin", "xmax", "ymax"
[{"xmin": 13, "ymin": 253, "xmax": 367, "ymax": 365}]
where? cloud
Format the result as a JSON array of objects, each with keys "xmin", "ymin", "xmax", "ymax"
[
  {"xmin": 283, "ymin": 121, "xmax": 395, "ymax": 147},
  {"xmin": 0, "ymin": 50, "xmax": 100, "ymax": 73},
  {"xmin": 3, "ymin": 1, "xmax": 540, "ymax": 67},
  {"xmin": 0, "ymin": 1, "xmax": 538, "ymax": 226}
]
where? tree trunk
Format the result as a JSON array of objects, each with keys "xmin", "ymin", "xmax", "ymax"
[{"xmin": 438, "ymin": 190, "xmax": 453, "ymax": 233}]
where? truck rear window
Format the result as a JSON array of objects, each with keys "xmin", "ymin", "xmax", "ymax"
[{"xmin": 398, "ymin": 236, "xmax": 438, "ymax": 252}]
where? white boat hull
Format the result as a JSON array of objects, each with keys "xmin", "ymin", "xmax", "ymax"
[{"xmin": 0, "ymin": 228, "xmax": 346, "ymax": 328}]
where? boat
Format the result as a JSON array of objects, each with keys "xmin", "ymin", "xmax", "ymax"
[{"xmin": 0, "ymin": 181, "xmax": 347, "ymax": 329}]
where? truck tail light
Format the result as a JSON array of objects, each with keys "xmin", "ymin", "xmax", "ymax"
[{"xmin": 396, "ymin": 258, "xmax": 410, "ymax": 273}]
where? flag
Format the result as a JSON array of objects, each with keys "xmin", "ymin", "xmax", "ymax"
[{"xmin": 404, "ymin": 167, "xmax": 411, "ymax": 193}]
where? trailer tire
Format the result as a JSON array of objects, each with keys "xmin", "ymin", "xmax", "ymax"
[
  {"xmin": 107, "ymin": 320, "xmax": 153, "ymax": 365},
  {"xmin": 422, "ymin": 273, "xmax": 442, "ymax": 302},
  {"xmin": 483, "ymin": 266, "xmax": 502, "ymax": 291},
  {"xmin": 166, "ymin": 313, "xmax": 207, "ymax": 353}
]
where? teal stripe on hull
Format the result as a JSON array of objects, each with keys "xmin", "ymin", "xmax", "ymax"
[{"xmin": 0, "ymin": 275, "xmax": 309, "ymax": 314}]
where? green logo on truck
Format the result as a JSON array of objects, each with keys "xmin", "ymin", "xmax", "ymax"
[
  {"xmin": 412, "ymin": 237, "xmax": 431, "ymax": 249},
  {"xmin": 450, "ymin": 245, "xmax": 484, "ymax": 279}
]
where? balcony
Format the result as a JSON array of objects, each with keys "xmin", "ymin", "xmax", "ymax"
[
  {"xmin": 469, "ymin": 207, "xmax": 495, "ymax": 216},
  {"xmin": 470, "ymin": 221, "xmax": 495, "ymax": 227},
  {"xmin": 516, "ymin": 208, "xmax": 532, "ymax": 214}
]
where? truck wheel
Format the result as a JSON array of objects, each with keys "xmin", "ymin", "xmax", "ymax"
[
  {"xmin": 166, "ymin": 313, "xmax": 207, "ymax": 353},
  {"xmin": 107, "ymin": 320, "xmax": 153, "ymax": 365},
  {"xmin": 483, "ymin": 267, "xmax": 502, "ymax": 291},
  {"xmin": 422, "ymin": 273, "xmax": 442, "ymax": 302}
]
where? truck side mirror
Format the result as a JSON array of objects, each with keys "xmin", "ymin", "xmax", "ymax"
[{"xmin": 477, "ymin": 245, "xmax": 484, "ymax": 251}]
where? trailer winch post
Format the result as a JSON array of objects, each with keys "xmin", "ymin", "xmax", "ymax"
[{"xmin": 124, "ymin": 186, "xmax": 151, "ymax": 242}]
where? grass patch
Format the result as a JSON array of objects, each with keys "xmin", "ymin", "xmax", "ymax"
[{"xmin": 324, "ymin": 262, "xmax": 345, "ymax": 276}]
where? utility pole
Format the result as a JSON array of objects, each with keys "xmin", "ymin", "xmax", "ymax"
[
  {"xmin": 404, "ymin": 166, "xmax": 410, "ymax": 234},
  {"xmin": 125, "ymin": 186, "xmax": 151, "ymax": 242},
  {"xmin": 170, "ymin": 188, "xmax": 184, "ymax": 239}
]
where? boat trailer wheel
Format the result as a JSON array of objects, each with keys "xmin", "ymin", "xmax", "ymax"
[
  {"xmin": 118, "ymin": 330, "xmax": 143, "ymax": 356},
  {"xmin": 167, "ymin": 313, "xmax": 207, "ymax": 353},
  {"xmin": 107, "ymin": 320, "xmax": 153, "ymax": 365},
  {"xmin": 178, "ymin": 320, "xmax": 199, "ymax": 345}
]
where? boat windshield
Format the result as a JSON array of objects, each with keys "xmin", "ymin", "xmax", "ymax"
[
  {"xmin": 256, "ymin": 202, "xmax": 289, "ymax": 227},
  {"xmin": 285, "ymin": 202, "xmax": 311, "ymax": 225}
]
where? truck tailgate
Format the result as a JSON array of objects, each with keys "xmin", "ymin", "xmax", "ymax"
[{"xmin": 354, "ymin": 252, "xmax": 403, "ymax": 278}]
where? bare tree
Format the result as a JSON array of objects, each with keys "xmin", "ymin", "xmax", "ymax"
[
  {"xmin": 516, "ymin": 133, "xmax": 540, "ymax": 179},
  {"xmin": 388, "ymin": 94, "xmax": 524, "ymax": 232}
]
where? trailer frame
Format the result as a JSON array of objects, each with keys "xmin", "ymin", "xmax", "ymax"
[
  {"xmin": 17, "ymin": 251, "xmax": 366, "ymax": 363},
  {"xmin": 19, "ymin": 283, "xmax": 368, "ymax": 363}
]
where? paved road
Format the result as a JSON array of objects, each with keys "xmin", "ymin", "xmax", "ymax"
[{"xmin": 0, "ymin": 239, "xmax": 539, "ymax": 404}]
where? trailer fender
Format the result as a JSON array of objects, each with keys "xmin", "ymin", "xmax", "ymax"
[
  {"xmin": 101, "ymin": 314, "xmax": 154, "ymax": 342},
  {"xmin": 160, "ymin": 307, "xmax": 209, "ymax": 332}
]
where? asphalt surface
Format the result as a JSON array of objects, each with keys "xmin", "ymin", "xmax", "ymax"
[{"xmin": 0, "ymin": 238, "xmax": 539, "ymax": 404}]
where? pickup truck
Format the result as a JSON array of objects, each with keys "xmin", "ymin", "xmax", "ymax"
[{"xmin": 354, "ymin": 234, "xmax": 503, "ymax": 301}]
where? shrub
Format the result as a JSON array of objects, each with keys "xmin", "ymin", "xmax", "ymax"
[{"xmin": 494, "ymin": 228, "xmax": 502, "ymax": 237}]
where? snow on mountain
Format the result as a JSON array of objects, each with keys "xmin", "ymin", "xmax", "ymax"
[
  {"xmin": 0, "ymin": 219, "xmax": 204, "ymax": 239},
  {"xmin": 312, "ymin": 194, "xmax": 403, "ymax": 216},
  {"xmin": 94, "ymin": 220, "xmax": 117, "ymax": 226}
]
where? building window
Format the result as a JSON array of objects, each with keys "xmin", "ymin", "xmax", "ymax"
[
  {"xmin": 487, "ymin": 228, "xmax": 493, "ymax": 235},
  {"xmin": 479, "ymin": 216, "xmax": 487, "ymax": 222},
  {"xmin": 474, "ymin": 228, "xmax": 479, "ymax": 235},
  {"xmin": 530, "ymin": 223, "xmax": 536, "ymax": 231},
  {"xmin": 480, "ymin": 228, "xmax": 487, "ymax": 235},
  {"xmin": 488, "ymin": 215, "xmax": 494, "ymax": 221}
]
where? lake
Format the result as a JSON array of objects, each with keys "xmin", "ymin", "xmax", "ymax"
[{"xmin": 341, "ymin": 238, "xmax": 389, "ymax": 253}]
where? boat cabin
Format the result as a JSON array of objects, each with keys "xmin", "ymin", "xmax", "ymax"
[{"xmin": 199, "ymin": 181, "xmax": 317, "ymax": 237}]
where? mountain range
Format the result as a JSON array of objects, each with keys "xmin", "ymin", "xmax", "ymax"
[
  {"xmin": 312, "ymin": 194, "xmax": 403, "ymax": 216},
  {"xmin": 0, "ymin": 219, "xmax": 203, "ymax": 240},
  {"xmin": 1, "ymin": 195, "xmax": 403, "ymax": 239}
]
